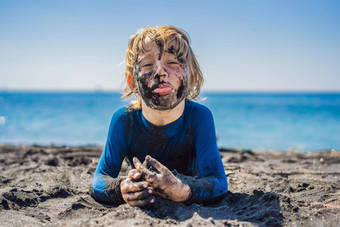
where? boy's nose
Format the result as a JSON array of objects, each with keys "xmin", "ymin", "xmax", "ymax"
[{"xmin": 154, "ymin": 62, "xmax": 168, "ymax": 79}]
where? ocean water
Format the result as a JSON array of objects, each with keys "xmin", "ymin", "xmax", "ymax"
[{"xmin": 0, "ymin": 91, "xmax": 339, "ymax": 151}]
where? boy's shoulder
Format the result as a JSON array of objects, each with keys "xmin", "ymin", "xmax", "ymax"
[
  {"xmin": 186, "ymin": 100, "xmax": 212, "ymax": 116},
  {"xmin": 112, "ymin": 106, "xmax": 140, "ymax": 118},
  {"xmin": 110, "ymin": 106, "xmax": 141, "ymax": 125},
  {"xmin": 185, "ymin": 101, "xmax": 214, "ymax": 125},
  {"xmin": 185, "ymin": 101, "xmax": 215, "ymax": 134}
]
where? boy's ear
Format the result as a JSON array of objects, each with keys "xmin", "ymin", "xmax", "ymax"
[{"xmin": 127, "ymin": 75, "xmax": 138, "ymax": 92}]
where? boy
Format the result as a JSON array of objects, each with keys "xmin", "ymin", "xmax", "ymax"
[{"xmin": 91, "ymin": 25, "xmax": 228, "ymax": 207}]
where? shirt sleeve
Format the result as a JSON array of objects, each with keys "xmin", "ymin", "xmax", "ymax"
[
  {"xmin": 179, "ymin": 103, "xmax": 228, "ymax": 205},
  {"xmin": 90, "ymin": 107, "xmax": 128, "ymax": 205}
]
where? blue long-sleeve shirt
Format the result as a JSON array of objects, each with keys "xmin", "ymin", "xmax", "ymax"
[{"xmin": 91, "ymin": 101, "xmax": 228, "ymax": 205}]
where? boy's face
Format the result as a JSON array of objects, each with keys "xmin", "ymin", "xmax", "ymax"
[{"xmin": 134, "ymin": 37, "xmax": 188, "ymax": 111}]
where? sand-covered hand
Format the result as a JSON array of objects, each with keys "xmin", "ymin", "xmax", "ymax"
[
  {"xmin": 133, "ymin": 155, "xmax": 191, "ymax": 202},
  {"xmin": 120, "ymin": 169, "xmax": 155, "ymax": 207}
]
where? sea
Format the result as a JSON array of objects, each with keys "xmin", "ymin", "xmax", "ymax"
[{"xmin": 0, "ymin": 91, "xmax": 339, "ymax": 152}]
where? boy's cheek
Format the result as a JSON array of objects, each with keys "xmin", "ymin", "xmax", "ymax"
[
  {"xmin": 173, "ymin": 72, "xmax": 188, "ymax": 85},
  {"xmin": 174, "ymin": 65, "xmax": 188, "ymax": 78},
  {"xmin": 176, "ymin": 71, "xmax": 186, "ymax": 80},
  {"xmin": 136, "ymin": 71, "xmax": 156, "ymax": 89}
]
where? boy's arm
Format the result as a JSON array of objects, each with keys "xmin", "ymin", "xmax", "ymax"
[
  {"xmin": 90, "ymin": 108, "xmax": 127, "ymax": 205},
  {"xmin": 182, "ymin": 104, "xmax": 228, "ymax": 205},
  {"xmin": 90, "ymin": 149, "xmax": 126, "ymax": 204}
]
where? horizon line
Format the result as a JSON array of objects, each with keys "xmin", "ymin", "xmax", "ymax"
[{"xmin": 1, "ymin": 88, "xmax": 340, "ymax": 94}]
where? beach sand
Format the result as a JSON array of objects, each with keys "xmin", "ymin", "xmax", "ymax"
[{"xmin": 0, "ymin": 144, "xmax": 339, "ymax": 226}]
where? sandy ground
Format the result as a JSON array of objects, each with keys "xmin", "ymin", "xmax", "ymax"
[{"xmin": 0, "ymin": 144, "xmax": 339, "ymax": 226}]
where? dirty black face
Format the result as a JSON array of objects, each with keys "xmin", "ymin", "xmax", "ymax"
[
  {"xmin": 136, "ymin": 70, "xmax": 188, "ymax": 110},
  {"xmin": 134, "ymin": 39, "xmax": 188, "ymax": 111}
]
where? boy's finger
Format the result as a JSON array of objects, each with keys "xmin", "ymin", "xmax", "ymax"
[
  {"xmin": 141, "ymin": 168, "xmax": 157, "ymax": 183},
  {"xmin": 122, "ymin": 180, "xmax": 149, "ymax": 193},
  {"xmin": 124, "ymin": 188, "xmax": 153, "ymax": 201},
  {"xmin": 133, "ymin": 156, "xmax": 157, "ymax": 183},
  {"xmin": 133, "ymin": 157, "xmax": 143, "ymax": 171},
  {"xmin": 127, "ymin": 169, "xmax": 141, "ymax": 180},
  {"xmin": 133, "ymin": 156, "xmax": 152, "ymax": 174},
  {"xmin": 145, "ymin": 155, "xmax": 166, "ymax": 172},
  {"xmin": 130, "ymin": 196, "xmax": 155, "ymax": 208}
]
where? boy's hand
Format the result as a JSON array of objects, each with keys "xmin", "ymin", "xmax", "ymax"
[
  {"xmin": 120, "ymin": 169, "xmax": 155, "ymax": 207},
  {"xmin": 133, "ymin": 155, "xmax": 192, "ymax": 202}
]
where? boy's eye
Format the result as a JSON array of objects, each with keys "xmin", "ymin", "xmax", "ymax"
[
  {"xmin": 141, "ymin": 63, "xmax": 153, "ymax": 68},
  {"xmin": 167, "ymin": 61, "xmax": 179, "ymax": 65}
]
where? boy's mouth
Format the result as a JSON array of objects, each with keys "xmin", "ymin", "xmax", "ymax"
[{"xmin": 152, "ymin": 83, "xmax": 172, "ymax": 95}]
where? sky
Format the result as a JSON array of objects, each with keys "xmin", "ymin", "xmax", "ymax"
[{"xmin": 0, "ymin": 0, "xmax": 339, "ymax": 92}]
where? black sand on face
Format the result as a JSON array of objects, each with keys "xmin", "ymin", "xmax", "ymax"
[{"xmin": 0, "ymin": 144, "xmax": 339, "ymax": 226}]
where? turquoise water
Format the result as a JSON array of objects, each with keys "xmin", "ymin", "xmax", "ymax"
[{"xmin": 0, "ymin": 91, "xmax": 339, "ymax": 151}]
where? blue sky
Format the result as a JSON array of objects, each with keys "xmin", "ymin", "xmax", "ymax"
[{"xmin": 0, "ymin": 0, "xmax": 339, "ymax": 91}]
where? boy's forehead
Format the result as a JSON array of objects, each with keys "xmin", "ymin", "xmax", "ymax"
[
  {"xmin": 137, "ymin": 37, "xmax": 159, "ymax": 55},
  {"xmin": 137, "ymin": 37, "xmax": 177, "ymax": 59}
]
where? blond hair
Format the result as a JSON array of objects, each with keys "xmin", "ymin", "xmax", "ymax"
[{"xmin": 122, "ymin": 25, "xmax": 203, "ymax": 109}]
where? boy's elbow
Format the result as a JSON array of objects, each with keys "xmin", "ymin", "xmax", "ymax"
[
  {"xmin": 214, "ymin": 178, "xmax": 228, "ymax": 198},
  {"xmin": 202, "ymin": 176, "xmax": 227, "ymax": 205},
  {"xmin": 222, "ymin": 176, "xmax": 228, "ymax": 193},
  {"xmin": 89, "ymin": 179, "xmax": 101, "ymax": 201},
  {"xmin": 189, "ymin": 177, "xmax": 228, "ymax": 205},
  {"xmin": 90, "ymin": 176, "xmax": 108, "ymax": 203},
  {"xmin": 89, "ymin": 183, "xmax": 112, "ymax": 205}
]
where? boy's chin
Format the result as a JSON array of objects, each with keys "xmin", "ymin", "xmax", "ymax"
[
  {"xmin": 141, "ymin": 89, "xmax": 188, "ymax": 111},
  {"xmin": 149, "ymin": 103, "xmax": 180, "ymax": 111},
  {"xmin": 146, "ymin": 99, "xmax": 185, "ymax": 111}
]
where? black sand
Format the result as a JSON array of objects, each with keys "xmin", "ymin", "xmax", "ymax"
[{"xmin": 0, "ymin": 144, "xmax": 339, "ymax": 226}]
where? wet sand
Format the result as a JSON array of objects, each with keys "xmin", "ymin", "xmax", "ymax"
[{"xmin": 0, "ymin": 144, "xmax": 339, "ymax": 226}]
